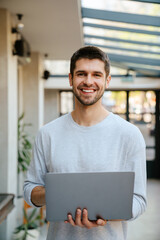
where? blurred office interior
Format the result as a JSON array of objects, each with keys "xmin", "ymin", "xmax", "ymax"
[{"xmin": 0, "ymin": 0, "xmax": 160, "ymax": 239}]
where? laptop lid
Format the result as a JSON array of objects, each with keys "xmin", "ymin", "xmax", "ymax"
[{"xmin": 45, "ymin": 172, "xmax": 135, "ymax": 222}]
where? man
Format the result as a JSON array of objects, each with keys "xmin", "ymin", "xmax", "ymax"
[{"xmin": 24, "ymin": 46, "xmax": 147, "ymax": 240}]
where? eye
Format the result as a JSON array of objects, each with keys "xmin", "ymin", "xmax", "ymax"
[
  {"xmin": 94, "ymin": 74, "xmax": 101, "ymax": 77},
  {"xmin": 77, "ymin": 72, "xmax": 85, "ymax": 76}
]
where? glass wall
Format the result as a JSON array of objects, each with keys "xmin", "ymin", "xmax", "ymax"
[
  {"xmin": 129, "ymin": 91, "xmax": 156, "ymax": 161},
  {"xmin": 102, "ymin": 91, "xmax": 126, "ymax": 119},
  {"xmin": 102, "ymin": 90, "xmax": 156, "ymax": 161}
]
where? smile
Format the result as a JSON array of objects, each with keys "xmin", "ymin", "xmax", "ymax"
[{"xmin": 81, "ymin": 89, "xmax": 95, "ymax": 93}]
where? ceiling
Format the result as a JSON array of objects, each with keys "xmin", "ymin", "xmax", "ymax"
[
  {"xmin": 81, "ymin": 0, "xmax": 160, "ymax": 77},
  {"xmin": 0, "ymin": 0, "xmax": 160, "ymax": 77},
  {"xmin": 0, "ymin": 0, "xmax": 83, "ymax": 60}
]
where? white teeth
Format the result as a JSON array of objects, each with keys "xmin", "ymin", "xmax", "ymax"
[{"xmin": 82, "ymin": 89, "xmax": 94, "ymax": 93}]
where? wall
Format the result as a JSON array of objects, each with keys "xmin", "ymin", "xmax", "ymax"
[
  {"xmin": 0, "ymin": 8, "xmax": 18, "ymax": 240},
  {"xmin": 44, "ymin": 89, "xmax": 60, "ymax": 124}
]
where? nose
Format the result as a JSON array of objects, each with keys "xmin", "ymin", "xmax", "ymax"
[{"xmin": 83, "ymin": 74, "xmax": 93, "ymax": 86}]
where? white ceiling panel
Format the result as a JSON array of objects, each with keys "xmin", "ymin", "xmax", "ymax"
[{"xmin": 0, "ymin": 0, "xmax": 83, "ymax": 59}]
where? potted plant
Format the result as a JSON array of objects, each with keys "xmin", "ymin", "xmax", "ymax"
[
  {"xmin": 18, "ymin": 113, "xmax": 32, "ymax": 174},
  {"xmin": 14, "ymin": 114, "xmax": 44, "ymax": 240},
  {"xmin": 17, "ymin": 113, "xmax": 33, "ymax": 197},
  {"xmin": 13, "ymin": 208, "xmax": 42, "ymax": 240}
]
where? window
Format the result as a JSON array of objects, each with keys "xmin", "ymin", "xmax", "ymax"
[{"xmin": 60, "ymin": 91, "xmax": 74, "ymax": 115}]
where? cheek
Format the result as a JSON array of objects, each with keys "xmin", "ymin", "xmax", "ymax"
[
  {"xmin": 73, "ymin": 79, "xmax": 82, "ymax": 87},
  {"xmin": 95, "ymin": 80, "xmax": 106, "ymax": 88}
]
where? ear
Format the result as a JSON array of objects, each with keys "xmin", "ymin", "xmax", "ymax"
[
  {"xmin": 106, "ymin": 75, "xmax": 111, "ymax": 89},
  {"xmin": 69, "ymin": 73, "xmax": 73, "ymax": 86}
]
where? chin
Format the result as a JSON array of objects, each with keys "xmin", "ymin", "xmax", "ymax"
[{"xmin": 78, "ymin": 98, "xmax": 100, "ymax": 106}]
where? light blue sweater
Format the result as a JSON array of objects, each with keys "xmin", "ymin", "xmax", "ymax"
[{"xmin": 24, "ymin": 112, "xmax": 147, "ymax": 240}]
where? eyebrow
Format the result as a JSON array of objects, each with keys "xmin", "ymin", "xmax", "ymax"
[
  {"xmin": 75, "ymin": 70, "xmax": 85, "ymax": 73},
  {"xmin": 93, "ymin": 71, "xmax": 104, "ymax": 75},
  {"xmin": 75, "ymin": 70, "xmax": 104, "ymax": 75}
]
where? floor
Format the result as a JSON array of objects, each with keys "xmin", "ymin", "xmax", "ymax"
[
  {"xmin": 39, "ymin": 179, "xmax": 160, "ymax": 240},
  {"xmin": 128, "ymin": 179, "xmax": 160, "ymax": 240}
]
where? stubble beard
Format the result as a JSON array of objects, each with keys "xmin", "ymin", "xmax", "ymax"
[{"xmin": 72, "ymin": 85, "xmax": 106, "ymax": 106}]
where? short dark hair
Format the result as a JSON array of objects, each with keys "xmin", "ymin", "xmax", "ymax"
[{"xmin": 70, "ymin": 46, "xmax": 110, "ymax": 78}]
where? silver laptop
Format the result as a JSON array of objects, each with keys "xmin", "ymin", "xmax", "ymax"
[{"xmin": 45, "ymin": 172, "xmax": 135, "ymax": 222}]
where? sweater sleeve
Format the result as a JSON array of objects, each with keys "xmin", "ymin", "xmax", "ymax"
[
  {"xmin": 23, "ymin": 130, "xmax": 47, "ymax": 208},
  {"xmin": 126, "ymin": 131, "xmax": 147, "ymax": 221}
]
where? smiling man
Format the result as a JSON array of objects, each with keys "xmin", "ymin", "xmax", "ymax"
[
  {"xmin": 70, "ymin": 58, "xmax": 110, "ymax": 106},
  {"xmin": 24, "ymin": 46, "xmax": 147, "ymax": 240}
]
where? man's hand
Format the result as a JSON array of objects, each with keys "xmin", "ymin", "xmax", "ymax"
[
  {"xmin": 31, "ymin": 186, "xmax": 46, "ymax": 207},
  {"xmin": 64, "ymin": 208, "xmax": 107, "ymax": 229}
]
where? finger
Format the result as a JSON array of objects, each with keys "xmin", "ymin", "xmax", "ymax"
[
  {"xmin": 75, "ymin": 209, "xmax": 84, "ymax": 227},
  {"xmin": 67, "ymin": 214, "xmax": 76, "ymax": 226},
  {"xmin": 97, "ymin": 219, "xmax": 107, "ymax": 226},
  {"xmin": 82, "ymin": 209, "xmax": 97, "ymax": 229}
]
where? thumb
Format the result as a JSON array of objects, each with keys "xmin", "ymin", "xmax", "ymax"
[{"xmin": 97, "ymin": 219, "xmax": 107, "ymax": 226}]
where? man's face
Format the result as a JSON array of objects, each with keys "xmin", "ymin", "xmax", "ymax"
[{"xmin": 69, "ymin": 58, "xmax": 111, "ymax": 106}]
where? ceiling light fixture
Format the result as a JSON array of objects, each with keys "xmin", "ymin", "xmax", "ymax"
[
  {"xmin": 16, "ymin": 14, "xmax": 24, "ymax": 31},
  {"xmin": 12, "ymin": 13, "xmax": 24, "ymax": 33}
]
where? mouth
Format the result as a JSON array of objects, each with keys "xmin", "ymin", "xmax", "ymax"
[
  {"xmin": 79, "ymin": 88, "xmax": 97, "ymax": 94},
  {"xmin": 81, "ymin": 89, "xmax": 95, "ymax": 93}
]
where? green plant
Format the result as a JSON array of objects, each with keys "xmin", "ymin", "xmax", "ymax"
[
  {"xmin": 18, "ymin": 113, "xmax": 32, "ymax": 173},
  {"xmin": 14, "ymin": 208, "xmax": 42, "ymax": 240}
]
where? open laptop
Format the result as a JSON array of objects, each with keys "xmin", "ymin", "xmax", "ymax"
[{"xmin": 45, "ymin": 172, "xmax": 135, "ymax": 222}]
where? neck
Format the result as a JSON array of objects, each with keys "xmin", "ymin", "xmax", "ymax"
[{"xmin": 71, "ymin": 99, "xmax": 110, "ymax": 126}]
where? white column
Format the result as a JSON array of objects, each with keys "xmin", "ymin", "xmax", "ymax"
[
  {"xmin": 44, "ymin": 89, "xmax": 60, "ymax": 124},
  {"xmin": 18, "ymin": 65, "xmax": 24, "ymax": 117},
  {"xmin": 0, "ymin": 8, "xmax": 18, "ymax": 240},
  {"xmin": 23, "ymin": 52, "xmax": 44, "ymax": 137}
]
